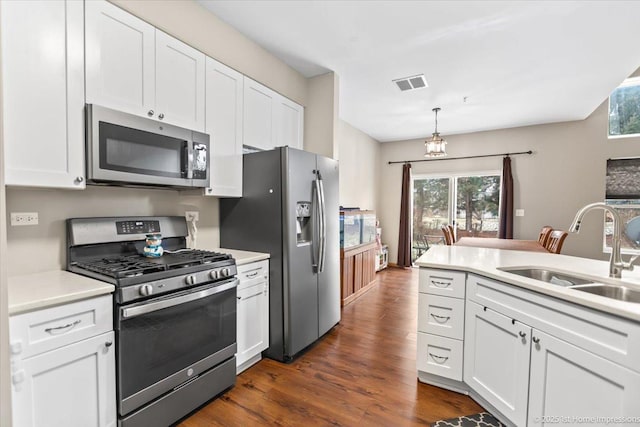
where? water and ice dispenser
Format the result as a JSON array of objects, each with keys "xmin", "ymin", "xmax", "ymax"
[{"xmin": 296, "ymin": 202, "xmax": 312, "ymax": 244}]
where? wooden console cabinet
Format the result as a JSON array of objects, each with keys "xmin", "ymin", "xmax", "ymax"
[{"xmin": 340, "ymin": 241, "xmax": 377, "ymax": 306}]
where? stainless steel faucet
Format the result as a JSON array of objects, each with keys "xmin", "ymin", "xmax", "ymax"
[{"xmin": 569, "ymin": 202, "xmax": 638, "ymax": 279}]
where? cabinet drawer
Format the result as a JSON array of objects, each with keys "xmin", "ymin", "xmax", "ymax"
[
  {"xmin": 9, "ymin": 295, "xmax": 112, "ymax": 359},
  {"xmin": 416, "ymin": 332, "xmax": 463, "ymax": 381},
  {"xmin": 419, "ymin": 268, "xmax": 465, "ymax": 298},
  {"xmin": 237, "ymin": 260, "xmax": 269, "ymax": 289},
  {"xmin": 418, "ymin": 294, "xmax": 465, "ymax": 340}
]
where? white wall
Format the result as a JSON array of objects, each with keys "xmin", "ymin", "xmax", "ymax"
[
  {"xmin": 337, "ymin": 120, "xmax": 381, "ymax": 211},
  {"xmin": 379, "ymin": 100, "xmax": 640, "ymax": 264}
]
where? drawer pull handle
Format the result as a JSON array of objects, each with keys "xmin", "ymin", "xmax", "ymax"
[
  {"xmin": 245, "ymin": 271, "xmax": 259, "ymax": 278},
  {"xmin": 532, "ymin": 336, "xmax": 540, "ymax": 344},
  {"xmin": 431, "ymin": 280, "xmax": 451, "ymax": 288},
  {"xmin": 430, "ymin": 314, "xmax": 451, "ymax": 323},
  {"xmin": 518, "ymin": 331, "xmax": 527, "ymax": 338},
  {"xmin": 428, "ymin": 353, "xmax": 449, "ymax": 364},
  {"xmin": 45, "ymin": 319, "xmax": 81, "ymax": 334}
]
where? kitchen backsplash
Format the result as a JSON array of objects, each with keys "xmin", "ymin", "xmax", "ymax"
[{"xmin": 6, "ymin": 186, "xmax": 220, "ymax": 276}]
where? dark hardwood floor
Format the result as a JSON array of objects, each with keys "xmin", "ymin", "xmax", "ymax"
[{"xmin": 179, "ymin": 267, "xmax": 483, "ymax": 426}]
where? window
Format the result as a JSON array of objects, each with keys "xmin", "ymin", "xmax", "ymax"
[
  {"xmin": 411, "ymin": 172, "xmax": 501, "ymax": 261},
  {"xmin": 608, "ymin": 77, "xmax": 640, "ymax": 138}
]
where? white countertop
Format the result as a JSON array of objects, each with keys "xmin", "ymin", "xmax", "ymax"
[
  {"xmin": 415, "ymin": 246, "xmax": 640, "ymax": 322},
  {"xmin": 8, "ymin": 270, "xmax": 115, "ymax": 315},
  {"xmin": 217, "ymin": 248, "xmax": 270, "ymax": 265}
]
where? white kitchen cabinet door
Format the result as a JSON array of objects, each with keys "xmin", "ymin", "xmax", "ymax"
[
  {"xmin": 243, "ymin": 77, "xmax": 277, "ymax": 150},
  {"xmin": 156, "ymin": 30, "xmax": 206, "ymax": 131},
  {"xmin": 85, "ymin": 0, "xmax": 155, "ymax": 119},
  {"xmin": 528, "ymin": 330, "xmax": 640, "ymax": 427},
  {"xmin": 236, "ymin": 280, "xmax": 269, "ymax": 372},
  {"xmin": 204, "ymin": 57, "xmax": 244, "ymax": 197},
  {"xmin": 1, "ymin": 0, "xmax": 85, "ymax": 189},
  {"xmin": 464, "ymin": 301, "xmax": 531, "ymax": 427},
  {"xmin": 12, "ymin": 332, "xmax": 116, "ymax": 427},
  {"xmin": 275, "ymin": 95, "xmax": 304, "ymax": 150}
]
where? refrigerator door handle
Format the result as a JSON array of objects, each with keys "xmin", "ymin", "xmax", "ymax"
[
  {"xmin": 318, "ymin": 173, "xmax": 327, "ymax": 273},
  {"xmin": 312, "ymin": 173, "xmax": 322, "ymax": 271}
]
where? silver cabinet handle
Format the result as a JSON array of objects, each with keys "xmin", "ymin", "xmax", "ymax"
[
  {"xmin": 428, "ymin": 353, "xmax": 449, "ymax": 364},
  {"xmin": 430, "ymin": 314, "xmax": 451, "ymax": 323},
  {"xmin": 148, "ymin": 110, "xmax": 154, "ymax": 117},
  {"xmin": 45, "ymin": 319, "xmax": 81, "ymax": 334},
  {"xmin": 532, "ymin": 336, "xmax": 540, "ymax": 344},
  {"xmin": 74, "ymin": 176, "xmax": 84, "ymax": 185},
  {"xmin": 158, "ymin": 113, "xmax": 165, "ymax": 120},
  {"xmin": 431, "ymin": 280, "xmax": 451, "ymax": 288},
  {"xmin": 519, "ymin": 331, "xmax": 527, "ymax": 338},
  {"xmin": 245, "ymin": 271, "xmax": 259, "ymax": 279}
]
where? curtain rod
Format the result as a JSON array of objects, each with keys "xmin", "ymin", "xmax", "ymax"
[{"xmin": 387, "ymin": 150, "xmax": 533, "ymax": 165}]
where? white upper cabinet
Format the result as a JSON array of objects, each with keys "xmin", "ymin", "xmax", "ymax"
[
  {"xmin": 85, "ymin": 0, "xmax": 155, "ymax": 118},
  {"xmin": 243, "ymin": 76, "xmax": 304, "ymax": 151},
  {"xmin": 155, "ymin": 31, "xmax": 205, "ymax": 131},
  {"xmin": 85, "ymin": 0, "xmax": 205, "ymax": 131},
  {"xmin": 205, "ymin": 57, "xmax": 244, "ymax": 197},
  {"xmin": 243, "ymin": 77, "xmax": 277, "ymax": 151},
  {"xmin": 276, "ymin": 96, "xmax": 304, "ymax": 150},
  {"xmin": 1, "ymin": 0, "xmax": 85, "ymax": 189}
]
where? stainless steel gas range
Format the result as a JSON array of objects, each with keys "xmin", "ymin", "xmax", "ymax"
[{"xmin": 67, "ymin": 216, "xmax": 237, "ymax": 427}]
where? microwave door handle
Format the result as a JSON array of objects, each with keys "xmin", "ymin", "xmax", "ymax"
[
  {"xmin": 186, "ymin": 141, "xmax": 194, "ymax": 179},
  {"xmin": 121, "ymin": 279, "xmax": 238, "ymax": 319}
]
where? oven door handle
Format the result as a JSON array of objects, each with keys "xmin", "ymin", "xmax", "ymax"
[{"xmin": 121, "ymin": 279, "xmax": 238, "ymax": 319}]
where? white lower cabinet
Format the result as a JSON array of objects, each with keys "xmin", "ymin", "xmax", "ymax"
[
  {"xmin": 464, "ymin": 301, "xmax": 531, "ymax": 427},
  {"xmin": 236, "ymin": 260, "xmax": 269, "ymax": 373},
  {"xmin": 12, "ymin": 332, "xmax": 116, "ymax": 427},
  {"xmin": 10, "ymin": 295, "xmax": 116, "ymax": 427},
  {"xmin": 528, "ymin": 330, "xmax": 640, "ymax": 427},
  {"xmin": 419, "ymin": 268, "xmax": 640, "ymax": 427}
]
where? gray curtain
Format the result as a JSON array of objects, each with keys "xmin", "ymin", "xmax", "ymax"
[
  {"xmin": 398, "ymin": 163, "xmax": 412, "ymax": 267},
  {"xmin": 498, "ymin": 156, "xmax": 514, "ymax": 239}
]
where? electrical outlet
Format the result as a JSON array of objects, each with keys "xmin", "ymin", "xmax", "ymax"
[
  {"xmin": 515, "ymin": 209, "xmax": 525, "ymax": 217},
  {"xmin": 185, "ymin": 211, "xmax": 199, "ymax": 222},
  {"xmin": 11, "ymin": 212, "xmax": 39, "ymax": 226}
]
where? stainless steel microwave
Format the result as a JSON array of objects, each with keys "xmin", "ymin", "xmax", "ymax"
[{"xmin": 86, "ymin": 104, "xmax": 210, "ymax": 188}]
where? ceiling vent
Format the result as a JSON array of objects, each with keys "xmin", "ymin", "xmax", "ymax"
[{"xmin": 393, "ymin": 74, "xmax": 428, "ymax": 92}]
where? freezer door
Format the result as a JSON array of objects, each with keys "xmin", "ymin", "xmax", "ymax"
[
  {"xmin": 283, "ymin": 148, "xmax": 319, "ymax": 357},
  {"xmin": 316, "ymin": 155, "xmax": 341, "ymax": 336}
]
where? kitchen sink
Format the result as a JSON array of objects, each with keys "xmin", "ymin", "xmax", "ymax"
[
  {"xmin": 569, "ymin": 284, "xmax": 640, "ymax": 304},
  {"xmin": 498, "ymin": 267, "xmax": 594, "ymax": 287}
]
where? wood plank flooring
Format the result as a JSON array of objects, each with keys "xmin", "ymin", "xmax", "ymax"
[{"xmin": 179, "ymin": 267, "xmax": 483, "ymax": 426}]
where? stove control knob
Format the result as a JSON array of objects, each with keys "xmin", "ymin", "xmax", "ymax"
[
  {"xmin": 220, "ymin": 268, "xmax": 230, "ymax": 277},
  {"xmin": 139, "ymin": 284, "xmax": 153, "ymax": 296},
  {"xmin": 209, "ymin": 270, "xmax": 219, "ymax": 280},
  {"xmin": 185, "ymin": 275, "xmax": 196, "ymax": 285}
]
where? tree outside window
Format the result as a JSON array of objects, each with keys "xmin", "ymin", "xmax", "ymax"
[{"xmin": 609, "ymin": 77, "xmax": 640, "ymax": 138}]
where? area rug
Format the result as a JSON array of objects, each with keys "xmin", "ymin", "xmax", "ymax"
[{"xmin": 432, "ymin": 411, "xmax": 505, "ymax": 427}]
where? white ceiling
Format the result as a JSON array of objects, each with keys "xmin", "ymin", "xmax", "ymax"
[{"xmin": 199, "ymin": 1, "xmax": 640, "ymax": 142}]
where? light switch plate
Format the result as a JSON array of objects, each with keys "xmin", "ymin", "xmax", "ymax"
[{"xmin": 515, "ymin": 209, "xmax": 525, "ymax": 217}]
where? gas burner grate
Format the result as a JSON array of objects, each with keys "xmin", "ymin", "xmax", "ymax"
[{"xmin": 73, "ymin": 250, "xmax": 232, "ymax": 279}]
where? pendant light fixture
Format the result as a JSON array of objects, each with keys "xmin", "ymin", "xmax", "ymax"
[{"xmin": 424, "ymin": 107, "xmax": 447, "ymax": 157}]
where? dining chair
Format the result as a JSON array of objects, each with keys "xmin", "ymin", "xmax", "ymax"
[
  {"xmin": 545, "ymin": 230, "xmax": 568, "ymax": 254},
  {"xmin": 538, "ymin": 226, "xmax": 553, "ymax": 247},
  {"xmin": 441, "ymin": 225, "xmax": 453, "ymax": 245},
  {"xmin": 447, "ymin": 224, "xmax": 456, "ymax": 243}
]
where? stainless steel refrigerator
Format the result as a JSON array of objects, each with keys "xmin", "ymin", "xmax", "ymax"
[{"xmin": 220, "ymin": 147, "xmax": 340, "ymax": 362}]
